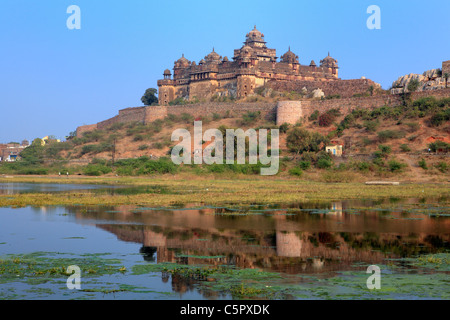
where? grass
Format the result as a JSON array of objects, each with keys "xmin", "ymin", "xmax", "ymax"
[{"xmin": 0, "ymin": 176, "xmax": 448, "ymax": 207}]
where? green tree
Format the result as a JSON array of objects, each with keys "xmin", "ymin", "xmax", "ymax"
[
  {"xmin": 141, "ymin": 88, "xmax": 158, "ymax": 106},
  {"xmin": 286, "ymin": 128, "xmax": 328, "ymax": 158},
  {"xmin": 444, "ymin": 73, "xmax": 449, "ymax": 89},
  {"xmin": 20, "ymin": 139, "xmax": 45, "ymax": 164}
]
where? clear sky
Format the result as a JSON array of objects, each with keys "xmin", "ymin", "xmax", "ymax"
[{"xmin": 1, "ymin": 0, "xmax": 449, "ymax": 143}]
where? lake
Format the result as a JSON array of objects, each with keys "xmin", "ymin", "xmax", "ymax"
[{"xmin": 0, "ymin": 183, "xmax": 449, "ymax": 300}]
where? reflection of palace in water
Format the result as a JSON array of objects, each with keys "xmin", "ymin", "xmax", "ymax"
[{"xmin": 66, "ymin": 200, "xmax": 450, "ymax": 275}]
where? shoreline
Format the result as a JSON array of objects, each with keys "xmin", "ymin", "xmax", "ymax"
[{"xmin": 0, "ymin": 175, "xmax": 448, "ymax": 207}]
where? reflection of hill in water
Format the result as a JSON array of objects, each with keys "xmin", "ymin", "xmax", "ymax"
[{"xmin": 65, "ymin": 202, "xmax": 450, "ymax": 274}]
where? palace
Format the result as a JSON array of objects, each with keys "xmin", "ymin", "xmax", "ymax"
[{"xmin": 157, "ymin": 26, "xmax": 339, "ymax": 105}]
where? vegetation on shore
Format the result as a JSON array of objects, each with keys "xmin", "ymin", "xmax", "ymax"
[{"xmin": 0, "ymin": 176, "xmax": 448, "ymax": 207}]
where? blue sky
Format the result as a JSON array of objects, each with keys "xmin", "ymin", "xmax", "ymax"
[{"xmin": 1, "ymin": 0, "xmax": 449, "ymax": 143}]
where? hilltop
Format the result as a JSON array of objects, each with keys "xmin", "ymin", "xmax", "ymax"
[{"xmin": 1, "ymin": 90, "xmax": 448, "ymax": 183}]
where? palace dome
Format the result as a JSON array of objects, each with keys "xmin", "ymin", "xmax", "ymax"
[
  {"xmin": 320, "ymin": 53, "xmax": 338, "ymax": 68},
  {"xmin": 280, "ymin": 47, "xmax": 299, "ymax": 64},
  {"xmin": 204, "ymin": 48, "xmax": 222, "ymax": 63},
  {"xmin": 246, "ymin": 25, "xmax": 264, "ymax": 41},
  {"xmin": 174, "ymin": 54, "xmax": 190, "ymax": 68}
]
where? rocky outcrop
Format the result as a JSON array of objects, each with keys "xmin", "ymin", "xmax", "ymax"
[{"xmin": 391, "ymin": 69, "xmax": 446, "ymax": 94}]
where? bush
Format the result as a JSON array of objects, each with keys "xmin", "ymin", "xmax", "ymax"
[
  {"xmin": 407, "ymin": 79, "xmax": 420, "ymax": 92},
  {"xmin": 400, "ymin": 144, "xmax": 411, "ymax": 152},
  {"xmin": 429, "ymin": 109, "xmax": 450, "ymax": 127},
  {"xmin": 289, "ymin": 167, "xmax": 303, "ymax": 177},
  {"xmin": 378, "ymin": 145, "xmax": 392, "ymax": 155},
  {"xmin": 418, "ymin": 158, "xmax": 428, "ymax": 170},
  {"xmin": 279, "ymin": 123, "xmax": 290, "ymax": 134},
  {"xmin": 316, "ymin": 158, "xmax": 332, "ymax": 169},
  {"xmin": 80, "ymin": 144, "xmax": 98, "ymax": 155},
  {"xmin": 241, "ymin": 111, "xmax": 261, "ymax": 126},
  {"xmin": 357, "ymin": 161, "xmax": 371, "ymax": 172},
  {"xmin": 405, "ymin": 122, "xmax": 420, "ymax": 132},
  {"xmin": 377, "ymin": 130, "xmax": 406, "ymax": 142},
  {"xmin": 181, "ymin": 113, "xmax": 194, "ymax": 123},
  {"xmin": 361, "ymin": 137, "xmax": 374, "ymax": 146},
  {"xmin": 138, "ymin": 145, "xmax": 149, "ymax": 150},
  {"xmin": 83, "ymin": 164, "xmax": 112, "ymax": 176},
  {"xmin": 387, "ymin": 160, "xmax": 407, "ymax": 172},
  {"xmin": 298, "ymin": 161, "xmax": 311, "ymax": 170},
  {"xmin": 435, "ymin": 162, "xmax": 448, "ymax": 173},
  {"xmin": 308, "ymin": 110, "xmax": 319, "ymax": 121},
  {"xmin": 318, "ymin": 113, "xmax": 335, "ymax": 127},
  {"xmin": 152, "ymin": 142, "xmax": 164, "ymax": 149},
  {"xmin": 364, "ymin": 120, "xmax": 379, "ymax": 132},
  {"xmin": 135, "ymin": 158, "xmax": 177, "ymax": 175}
]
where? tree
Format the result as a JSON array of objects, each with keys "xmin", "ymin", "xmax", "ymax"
[
  {"xmin": 286, "ymin": 128, "xmax": 329, "ymax": 159},
  {"xmin": 444, "ymin": 73, "xmax": 449, "ymax": 89},
  {"xmin": 141, "ymin": 88, "xmax": 158, "ymax": 106}
]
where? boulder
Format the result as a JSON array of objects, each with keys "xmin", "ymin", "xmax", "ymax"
[{"xmin": 312, "ymin": 88, "xmax": 325, "ymax": 99}]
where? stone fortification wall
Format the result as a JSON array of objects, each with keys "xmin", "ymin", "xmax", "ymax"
[
  {"xmin": 267, "ymin": 78, "xmax": 381, "ymax": 98},
  {"xmin": 76, "ymin": 88, "xmax": 450, "ymax": 137}
]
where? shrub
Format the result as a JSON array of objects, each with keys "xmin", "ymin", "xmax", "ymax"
[
  {"xmin": 135, "ymin": 158, "xmax": 177, "ymax": 175},
  {"xmin": 316, "ymin": 158, "xmax": 332, "ymax": 169},
  {"xmin": 435, "ymin": 162, "xmax": 448, "ymax": 173},
  {"xmin": 364, "ymin": 120, "xmax": 379, "ymax": 132},
  {"xmin": 279, "ymin": 123, "xmax": 290, "ymax": 134},
  {"xmin": 17, "ymin": 167, "xmax": 49, "ymax": 175},
  {"xmin": 181, "ymin": 113, "xmax": 194, "ymax": 123},
  {"xmin": 83, "ymin": 164, "xmax": 112, "ymax": 176},
  {"xmin": 388, "ymin": 159, "xmax": 407, "ymax": 172},
  {"xmin": 407, "ymin": 79, "xmax": 420, "ymax": 92},
  {"xmin": 152, "ymin": 142, "xmax": 164, "ymax": 149},
  {"xmin": 361, "ymin": 137, "xmax": 374, "ymax": 146},
  {"xmin": 241, "ymin": 111, "xmax": 261, "ymax": 126},
  {"xmin": 165, "ymin": 114, "xmax": 179, "ymax": 122},
  {"xmin": 400, "ymin": 144, "xmax": 411, "ymax": 152},
  {"xmin": 80, "ymin": 144, "xmax": 98, "ymax": 155},
  {"xmin": 212, "ymin": 113, "xmax": 222, "ymax": 121},
  {"xmin": 298, "ymin": 161, "xmax": 311, "ymax": 170},
  {"xmin": 308, "ymin": 110, "xmax": 319, "ymax": 121},
  {"xmin": 318, "ymin": 113, "xmax": 335, "ymax": 127},
  {"xmin": 377, "ymin": 130, "xmax": 406, "ymax": 142},
  {"xmin": 357, "ymin": 161, "xmax": 371, "ymax": 172},
  {"xmin": 289, "ymin": 167, "xmax": 303, "ymax": 177},
  {"xmin": 138, "ymin": 145, "xmax": 149, "ymax": 150},
  {"xmin": 418, "ymin": 158, "xmax": 428, "ymax": 170},
  {"xmin": 378, "ymin": 144, "xmax": 392, "ymax": 155},
  {"xmin": 405, "ymin": 122, "xmax": 420, "ymax": 132},
  {"xmin": 429, "ymin": 110, "xmax": 450, "ymax": 127}
]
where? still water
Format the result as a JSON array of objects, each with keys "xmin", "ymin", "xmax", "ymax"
[{"xmin": 0, "ymin": 184, "xmax": 449, "ymax": 300}]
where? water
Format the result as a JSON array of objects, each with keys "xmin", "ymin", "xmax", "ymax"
[{"xmin": 0, "ymin": 184, "xmax": 449, "ymax": 300}]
